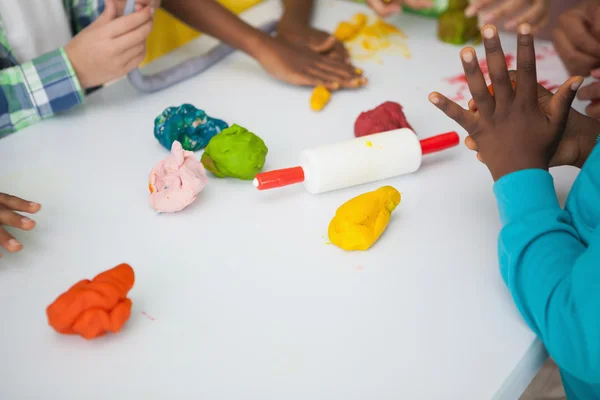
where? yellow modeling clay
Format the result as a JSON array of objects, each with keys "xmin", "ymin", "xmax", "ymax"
[
  {"xmin": 310, "ymin": 86, "xmax": 332, "ymax": 112},
  {"xmin": 334, "ymin": 13, "xmax": 368, "ymax": 41},
  {"xmin": 328, "ymin": 186, "xmax": 401, "ymax": 251}
]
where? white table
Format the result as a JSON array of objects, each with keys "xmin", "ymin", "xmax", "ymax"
[{"xmin": 0, "ymin": 1, "xmax": 584, "ymax": 398}]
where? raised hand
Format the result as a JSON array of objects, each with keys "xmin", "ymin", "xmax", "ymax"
[
  {"xmin": 0, "ymin": 193, "xmax": 41, "ymax": 257},
  {"xmin": 429, "ymin": 24, "xmax": 583, "ymax": 181}
]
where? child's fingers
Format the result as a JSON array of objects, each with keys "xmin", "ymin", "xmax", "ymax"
[
  {"xmin": 122, "ymin": 47, "xmax": 148, "ymax": 72},
  {"xmin": 549, "ymin": 76, "xmax": 583, "ymax": 126},
  {"xmin": 505, "ymin": 2, "xmax": 547, "ymax": 30},
  {"xmin": 552, "ymin": 30, "xmax": 598, "ymax": 76},
  {"xmin": 428, "ymin": 92, "xmax": 478, "ymax": 131},
  {"xmin": 121, "ymin": 43, "xmax": 146, "ymax": 65},
  {"xmin": 483, "ymin": 0, "xmax": 523, "ymax": 23},
  {"xmin": 0, "ymin": 193, "xmax": 41, "ymax": 214},
  {"xmin": 515, "ymin": 24, "xmax": 538, "ymax": 107},
  {"xmin": 0, "ymin": 210, "xmax": 36, "ymax": 231},
  {"xmin": 465, "ymin": 136, "xmax": 479, "ymax": 151},
  {"xmin": 108, "ymin": 6, "xmax": 152, "ymax": 38},
  {"xmin": 577, "ymin": 81, "xmax": 600, "ymax": 101},
  {"xmin": 114, "ymin": 18, "xmax": 153, "ymax": 51},
  {"xmin": 468, "ymin": 98, "xmax": 478, "ymax": 111},
  {"xmin": 316, "ymin": 59, "xmax": 358, "ymax": 79},
  {"xmin": 460, "ymin": 47, "xmax": 495, "ymax": 117},
  {"xmin": 404, "ymin": 0, "xmax": 434, "ymax": 9},
  {"xmin": 366, "ymin": 0, "xmax": 401, "ymax": 17},
  {"xmin": 482, "ymin": 25, "xmax": 514, "ymax": 105},
  {"xmin": 0, "ymin": 227, "xmax": 22, "ymax": 253},
  {"xmin": 310, "ymin": 36, "xmax": 337, "ymax": 54},
  {"xmin": 465, "ymin": 0, "xmax": 495, "ymax": 17}
]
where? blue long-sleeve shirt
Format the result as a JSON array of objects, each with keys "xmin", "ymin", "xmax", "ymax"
[{"xmin": 493, "ymin": 144, "xmax": 600, "ymax": 399}]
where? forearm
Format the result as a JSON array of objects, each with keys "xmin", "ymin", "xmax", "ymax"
[
  {"xmin": 494, "ymin": 169, "xmax": 600, "ymax": 384},
  {"xmin": 0, "ymin": 48, "xmax": 84, "ymax": 137},
  {"xmin": 280, "ymin": 0, "xmax": 315, "ymax": 26},
  {"xmin": 161, "ymin": 0, "xmax": 270, "ymax": 58}
]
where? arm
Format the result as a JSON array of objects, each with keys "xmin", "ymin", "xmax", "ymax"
[
  {"xmin": 494, "ymin": 157, "xmax": 600, "ymax": 384},
  {"xmin": 160, "ymin": 0, "xmax": 270, "ymax": 59},
  {"xmin": 0, "ymin": 49, "xmax": 84, "ymax": 137},
  {"xmin": 280, "ymin": 0, "xmax": 315, "ymax": 27}
]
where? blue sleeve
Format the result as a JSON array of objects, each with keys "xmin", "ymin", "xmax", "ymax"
[{"xmin": 494, "ymin": 168, "xmax": 600, "ymax": 385}]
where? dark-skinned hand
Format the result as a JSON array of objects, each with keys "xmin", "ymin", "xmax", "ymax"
[
  {"xmin": 276, "ymin": 19, "xmax": 351, "ymax": 64},
  {"xmin": 466, "ymin": 71, "xmax": 600, "ymax": 169},
  {"xmin": 0, "ymin": 193, "xmax": 41, "ymax": 257},
  {"xmin": 552, "ymin": 0, "xmax": 600, "ymax": 76},
  {"xmin": 255, "ymin": 37, "xmax": 367, "ymax": 91},
  {"xmin": 429, "ymin": 24, "xmax": 583, "ymax": 182}
]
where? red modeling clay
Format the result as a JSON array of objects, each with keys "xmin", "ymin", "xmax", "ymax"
[
  {"xmin": 46, "ymin": 264, "xmax": 135, "ymax": 340},
  {"xmin": 354, "ymin": 101, "xmax": 415, "ymax": 137}
]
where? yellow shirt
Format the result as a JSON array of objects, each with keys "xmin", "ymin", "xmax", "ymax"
[{"xmin": 142, "ymin": 0, "xmax": 263, "ymax": 66}]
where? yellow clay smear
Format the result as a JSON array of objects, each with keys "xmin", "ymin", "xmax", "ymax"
[
  {"xmin": 310, "ymin": 86, "xmax": 332, "ymax": 112},
  {"xmin": 328, "ymin": 186, "xmax": 401, "ymax": 251},
  {"xmin": 335, "ymin": 13, "xmax": 411, "ymax": 63}
]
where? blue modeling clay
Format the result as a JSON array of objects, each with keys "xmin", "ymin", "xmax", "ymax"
[{"xmin": 154, "ymin": 104, "xmax": 228, "ymax": 151}]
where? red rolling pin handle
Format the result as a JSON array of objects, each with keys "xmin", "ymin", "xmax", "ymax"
[
  {"xmin": 420, "ymin": 131, "xmax": 459, "ymax": 155},
  {"xmin": 253, "ymin": 166, "xmax": 304, "ymax": 191}
]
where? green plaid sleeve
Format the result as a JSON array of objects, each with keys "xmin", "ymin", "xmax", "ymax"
[{"xmin": 0, "ymin": 48, "xmax": 84, "ymax": 137}]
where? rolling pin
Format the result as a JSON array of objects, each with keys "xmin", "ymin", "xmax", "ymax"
[{"xmin": 253, "ymin": 129, "xmax": 459, "ymax": 194}]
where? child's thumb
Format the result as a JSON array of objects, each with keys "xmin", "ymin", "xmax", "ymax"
[
  {"xmin": 311, "ymin": 36, "xmax": 337, "ymax": 54},
  {"xmin": 96, "ymin": 0, "xmax": 118, "ymax": 24},
  {"xmin": 550, "ymin": 76, "xmax": 583, "ymax": 125}
]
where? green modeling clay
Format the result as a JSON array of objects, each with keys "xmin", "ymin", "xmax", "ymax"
[
  {"xmin": 437, "ymin": 0, "xmax": 479, "ymax": 45},
  {"xmin": 201, "ymin": 124, "xmax": 268, "ymax": 180}
]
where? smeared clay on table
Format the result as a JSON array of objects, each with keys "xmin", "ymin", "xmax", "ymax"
[
  {"xmin": 149, "ymin": 140, "xmax": 208, "ymax": 213},
  {"xmin": 154, "ymin": 104, "xmax": 228, "ymax": 151},
  {"xmin": 328, "ymin": 186, "xmax": 401, "ymax": 251},
  {"xmin": 46, "ymin": 264, "xmax": 135, "ymax": 340},
  {"xmin": 354, "ymin": 101, "xmax": 414, "ymax": 137},
  {"xmin": 335, "ymin": 14, "xmax": 410, "ymax": 64},
  {"xmin": 201, "ymin": 124, "xmax": 268, "ymax": 180},
  {"xmin": 310, "ymin": 86, "xmax": 332, "ymax": 111}
]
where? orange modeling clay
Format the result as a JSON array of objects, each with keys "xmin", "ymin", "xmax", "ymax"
[{"xmin": 46, "ymin": 264, "xmax": 135, "ymax": 340}]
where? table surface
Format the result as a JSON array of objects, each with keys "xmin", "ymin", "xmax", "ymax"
[{"xmin": 0, "ymin": 1, "xmax": 585, "ymax": 399}]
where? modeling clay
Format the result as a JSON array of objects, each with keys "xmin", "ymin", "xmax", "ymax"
[
  {"xmin": 201, "ymin": 124, "xmax": 268, "ymax": 180},
  {"xmin": 488, "ymin": 81, "xmax": 516, "ymax": 95},
  {"xmin": 154, "ymin": 104, "xmax": 228, "ymax": 151},
  {"xmin": 310, "ymin": 86, "xmax": 332, "ymax": 111},
  {"xmin": 438, "ymin": 0, "xmax": 479, "ymax": 45},
  {"xmin": 328, "ymin": 186, "xmax": 401, "ymax": 251},
  {"xmin": 46, "ymin": 264, "xmax": 135, "ymax": 340},
  {"xmin": 149, "ymin": 140, "xmax": 208, "ymax": 213},
  {"xmin": 334, "ymin": 13, "xmax": 368, "ymax": 41},
  {"xmin": 354, "ymin": 101, "xmax": 414, "ymax": 137},
  {"xmin": 337, "ymin": 14, "xmax": 411, "ymax": 63}
]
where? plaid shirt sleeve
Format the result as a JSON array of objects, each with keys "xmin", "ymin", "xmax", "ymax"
[{"xmin": 0, "ymin": 47, "xmax": 84, "ymax": 137}]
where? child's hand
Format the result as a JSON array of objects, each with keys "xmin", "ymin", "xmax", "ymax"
[
  {"xmin": 465, "ymin": 72, "xmax": 600, "ymax": 169},
  {"xmin": 0, "ymin": 193, "xmax": 41, "ymax": 257},
  {"xmin": 65, "ymin": 0, "xmax": 154, "ymax": 89},
  {"xmin": 577, "ymin": 71, "xmax": 600, "ymax": 119},
  {"xmin": 255, "ymin": 38, "xmax": 366, "ymax": 90},
  {"xmin": 465, "ymin": 0, "xmax": 549, "ymax": 33},
  {"xmin": 552, "ymin": 0, "xmax": 600, "ymax": 76},
  {"xmin": 276, "ymin": 21, "xmax": 350, "ymax": 63},
  {"xmin": 114, "ymin": 0, "xmax": 161, "ymax": 15},
  {"xmin": 429, "ymin": 24, "xmax": 583, "ymax": 181},
  {"xmin": 366, "ymin": 0, "xmax": 433, "ymax": 18}
]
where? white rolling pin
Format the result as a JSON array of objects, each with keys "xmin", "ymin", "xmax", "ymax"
[{"xmin": 253, "ymin": 128, "xmax": 459, "ymax": 194}]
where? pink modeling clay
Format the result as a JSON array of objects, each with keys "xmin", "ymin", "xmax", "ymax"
[
  {"xmin": 149, "ymin": 141, "xmax": 208, "ymax": 212},
  {"xmin": 354, "ymin": 101, "xmax": 414, "ymax": 137}
]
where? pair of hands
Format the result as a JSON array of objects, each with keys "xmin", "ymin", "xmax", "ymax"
[
  {"xmin": 552, "ymin": 0, "xmax": 600, "ymax": 118},
  {"xmin": 430, "ymin": 24, "xmax": 599, "ymax": 182},
  {"xmin": 258, "ymin": 17, "xmax": 367, "ymax": 90},
  {"xmin": 0, "ymin": 194, "xmax": 40, "ymax": 258}
]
